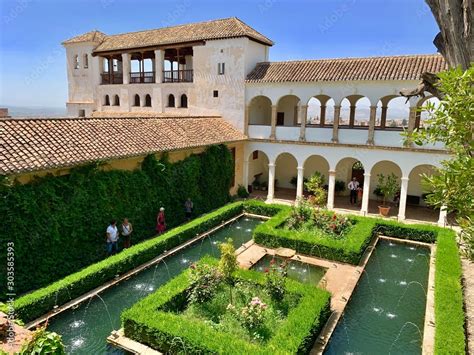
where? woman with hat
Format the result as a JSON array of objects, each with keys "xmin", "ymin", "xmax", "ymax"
[{"xmin": 156, "ymin": 207, "xmax": 166, "ymax": 234}]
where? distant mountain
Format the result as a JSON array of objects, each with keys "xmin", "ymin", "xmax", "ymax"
[{"xmin": 2, "ymin": 105, "xmax": 67, "ymax": 117}]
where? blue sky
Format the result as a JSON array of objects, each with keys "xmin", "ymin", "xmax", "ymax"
[{"xmin": 0, "ymin": 0, "xmax": 439, "ymax": 108}]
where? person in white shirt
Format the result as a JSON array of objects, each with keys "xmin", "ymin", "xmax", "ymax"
[
  {"xmin": 348, "ymin": 177, "xmax": 360, "ymax": 205},
  {"xmin": 106, "ymin": 220, "xmax": 119, "ymax": 255}
]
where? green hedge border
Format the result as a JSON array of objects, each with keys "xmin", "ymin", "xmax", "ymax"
[
  {"xmin": 122, "ymin": 257, "xmax": 331, "ymax": 354},
  {"xmin": 252, "ymin": 207, "xmax": 464, "ymax": 354},
  {"xmin": 11, "ymin": 200, "xmax": 280, "ymax": 324}
]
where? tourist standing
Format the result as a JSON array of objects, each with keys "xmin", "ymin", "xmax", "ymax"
[
  {"xmin": 121, "ymin": 218, "xmax": 133, "ymax": 248},
  {"xmin": 156, "ymin": 207, "xmax": 166, "ymax": 234},
  {"xmin": 184, "ymin": 198, "xmax": 194, "ymax": 220},
  {"xmin": 348, "ymin": 177, "xmax": 360, "ymax": 205},
  {"xmin": 106, "ymin": 220, "xmax": 119, "ymax": 255}
]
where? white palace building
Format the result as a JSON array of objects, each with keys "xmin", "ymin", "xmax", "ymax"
[{"xmin": 4, "ymin": 18, "xmax": 450, "ymax": 225}]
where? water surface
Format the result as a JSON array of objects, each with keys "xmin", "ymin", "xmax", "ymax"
[
  {"xmin": 325, "ymin": 239, "xmax": 430, "ymax": 354},
  {"xmin": 47, "ymin": 217, "xmax": 262, "ymax": 354}
]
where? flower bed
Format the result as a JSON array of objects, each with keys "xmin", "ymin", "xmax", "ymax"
[{"xmin": 122, "ymin": 258, "xmax": 331, "ymax": 354}]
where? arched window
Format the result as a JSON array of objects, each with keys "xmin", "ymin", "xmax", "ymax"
[
  {"xmin": 168, "ymin": 94, "xmax": 175, "ymax": 107},
  {"xmin": 144, "ymin": 94, "xmax": 152, "ymax": 107},
  {"xmin": 83, "ymin": 54, "xmax": 89, "ymax": 69},
  {"xmin": 104, "ymin": 95, "xmax": 110, "ymax": 106},
  {"xmin": 180, "ymin": 94, "xmax": 188, "ymax": 108},
  {"xmin": 134, "ymin": 94, "xmax": 140, "ymax": 107},
  {"xmin": 114, "ymin": 95, "xmax": 120, "ymax": 106}
]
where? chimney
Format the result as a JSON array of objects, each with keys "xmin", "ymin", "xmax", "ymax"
[{"xmin": 0, "ymin": 108, "xmax": 10, "ymax": 118}]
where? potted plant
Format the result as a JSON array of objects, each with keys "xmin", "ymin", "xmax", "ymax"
[
  {"xmin": 260, "ymin": 181, "xmax": 268, "ymax": 191},
  {"xmin": 252, "ymin": 179, "xmax": 260, "ymax": 191},
  {"xmin": 375, "ymin": 173, "xmax": 400, "ymax": 216}
]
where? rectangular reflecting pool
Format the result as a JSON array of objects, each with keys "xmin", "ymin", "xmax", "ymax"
[
  {"xmin": 46, "ymin": 216, "xmax": 264, "ymax": 354},
  {"xmin": 324, "ymin": 239, "xmax": 430, "ymax": 354},
  {"xmin": 252, "ymin": 254, "xmax": 327, "ymax": 286}
]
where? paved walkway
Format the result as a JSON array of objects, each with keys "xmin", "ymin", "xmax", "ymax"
[{"xmin": 462, "ymin": 257, "xmax": 474, "ymax": 354}]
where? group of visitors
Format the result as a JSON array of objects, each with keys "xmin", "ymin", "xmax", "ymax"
[
  {"xmin": 106, "ymin": 218, "xmax": 133, "ymax": 255},
  {"xmin": 105, "ymin": 198, "xmax": 194, "ymax": 256}
]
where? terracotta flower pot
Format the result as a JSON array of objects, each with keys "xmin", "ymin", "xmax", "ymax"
[{"xmin": 378, "ymin": 205, "xmax": 391, "ymax": 216}]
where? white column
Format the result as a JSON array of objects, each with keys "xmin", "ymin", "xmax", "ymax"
[
  {"xmin": 270, "ymin": 105, "xmax": 277, "ymax": 139},
  {"xmin": 267, "ymin": 162, "xmax": 275, "ymax": 202},
  {"xmin": 298, "ymin": 105, "xmax": 307, "ymax": 141},
  {"xmin": 296, "ymin": 166, "xmax": 304, "ymax": 201},
  {"xmin": 154, "ymin": 49, "xmax": 164, "ymax": 84},
  {"xmin": 327, "ymin": 170, "xmax": 336, "ymax": 210},
  {"xmin": 243, "ymin": 158, "xmax": 249, "ymax": 192},
  {"xmin": 361, "ymin": 173, "xmax": 371, "ymax": 215},
  {"xmin": 438, "ymin": 205, "xmax": 447, "ymax": 227},
  {"xmin": 397, "ymin": 177, "xmax": 409, "ymax": 220},
  {"xmin": 121, "ymin": 53, "xmax": 130, "ymax": 85}
]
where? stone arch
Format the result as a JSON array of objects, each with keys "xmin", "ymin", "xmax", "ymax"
[
  {"xmin": 104, "ymin": 95, "xmax": 110, "ymax": 106},
  {"xmin": 306, "ymin": 95, "xmax": 332, "ymax": 126},
  {"xmin": 408, "ymin": 164, "xmax": 438, "ymax": 206},
  {"xmin": 248, "ymin": 95, "xmax": 272, "ymax": 125},
  {"xmin": 370, "ymin": 160, "xmax": 403, "ymax": 205},
  {"xmin": 303, "ymin": 155, "xmax": 330, "ymax": 184},
  {"xmin": 275, "ymin": 152, "xmax": 298, "ymax": 192},
  {"xmin": 276, "ymin": 95, "xmax": 301, "ymax": 126},
  {"xmin": 417, "ymin": 96, "xmax": 440, "ymax": 128},
  {"xmin": 113, "ymin": 94, "xmax": 120, "ymax": 106},
  {"xmin": 377, "ymin": 96, "xmax": 410, "ymax": 128},
  {"xmin": 247, "ymin": 150, "xmax": 270, "ymax": 192}
]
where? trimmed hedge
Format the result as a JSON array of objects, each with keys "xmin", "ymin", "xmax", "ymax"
[
  {"xmin": 122, "ymin": 258, "xmax": 331, "ymax": 354},
  {"xmin": 254, "ymin": 209, "xmax": 375, "ymax": 264},
  {"xmin": 434, "ymin": 228, "xmax": 465, "ymax": 354},
  {"xmin": 12, "ymin": 202, "xmax": 245, "ymax": 323},
  {"xmin": 0, "ymin": 145, "xmax": 234, "ymax": 298},
  {"xmin": 252, "ymin": 206, "xmax": 465, "ymax": 354}
]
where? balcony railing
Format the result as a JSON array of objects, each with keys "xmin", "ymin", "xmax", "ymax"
[
  {"xmin": 163, "ymin": 69, "xmax": 193, "ymax": 83},
  {"xmin": 101, "ymin": 73, "xmax": 123, "ymax": 85},
  {"xmin": 130, "ymin": 71, "xmax": 155, "ymax": 84}
]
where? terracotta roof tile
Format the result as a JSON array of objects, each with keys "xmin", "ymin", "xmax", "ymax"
[
  {"xmin": 62, "ymin": 30, "xmax": 107, "ymax": 44},
  {"xmin": 63, "ymin": 18, "xmax": 273, "ymax": 53},
  {"xmin": 0, "ymin": 116, "xmax": 246, "ymax": 175},
  {"xmin": 246, "ymin": 54, "xmax": 447, "ymax": 83}
]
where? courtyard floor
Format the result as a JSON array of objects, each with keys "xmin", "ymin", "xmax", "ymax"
[{"xmin": 250, "ymin": 188, "xmax": 451, "ymax": 225}]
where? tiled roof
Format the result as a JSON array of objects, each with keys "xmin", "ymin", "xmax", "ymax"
[
  {"xmin": 1, "ymin": 116, "xmax": 246, "ymax": 175},
  {"xmin": 246, "ymin": 54, "xmax": 447, "ymax": 83},
  {"xmin": 63, "ymin": 18, "xmax": 273, "ymax": 53},
  {"xmin": 62, "ymin": 30, "xmax": 107, "ymax": 44}
]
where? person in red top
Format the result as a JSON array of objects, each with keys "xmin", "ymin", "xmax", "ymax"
[{"xmin": 156, "ymin": 207, "xmax": 166, "ymax": 234}]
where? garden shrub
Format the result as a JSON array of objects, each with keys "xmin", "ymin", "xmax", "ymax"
[
  {"xmin": 12, "ymin": 202, "xmax": 244, "ymax": 323},
  {"xmin": 122, "ymin": 258, "xmax": 331, "ymax": 354},
  {"xmin": 0, "ymin": 145, "xmax": 234, "ymax": 298}
]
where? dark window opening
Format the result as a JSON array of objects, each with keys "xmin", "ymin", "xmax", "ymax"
[
  {"xmin": 276, "ymin": 112, "xmax": 284, "ymax": 126},
  {"xmin": 180, "ymin": 94, "xmax": 188, "ymax": 108},
  {"xmin": 134, "ymin": 94, "xmax": 140, "ymax": 107},
  {"xmin": 145, "ymin": 94, "xmax": 152, "ymax": 107},
  {"xmin": 114, "ymin": 95, "xmax": 120, "ymax": 106},
  {"xmin": 104, "ymin": 95, "xmax": 110, "ymax": 106},
  {"xmin": 168, "ymin": 94, "xmax": 175, "ymax": 107},
  {"xmin": 213, "ymin": 90, "xmax": 219, "ymax": 98}
]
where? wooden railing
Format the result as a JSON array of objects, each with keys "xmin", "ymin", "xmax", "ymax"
[
  {"xmin": 100, "ymin": 73, "xmax": 123, "ymax": 85},
  {"xmin": 163, "ymin": 69, "xmax": 193, "ymax": 83},
  {"xmin": 130, "ymin": 71, "xmax": 155, "ymax": 84}
]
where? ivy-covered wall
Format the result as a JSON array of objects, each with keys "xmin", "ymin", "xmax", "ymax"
[{"xmin": 0, "ymin": 145, "xmax": 234, "ymax": 298}]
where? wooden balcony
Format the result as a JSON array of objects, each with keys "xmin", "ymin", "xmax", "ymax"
[
  {"xmin": 101, "ymin": 73, "xmax": 123, "ymax": 85},
  {"xmin": 163, "ymin": 69, "xmax": 193, "ymax": 83},
  {"xmin": 130, "ymin": 71, "xmax": 155, "ymax": 84}
]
